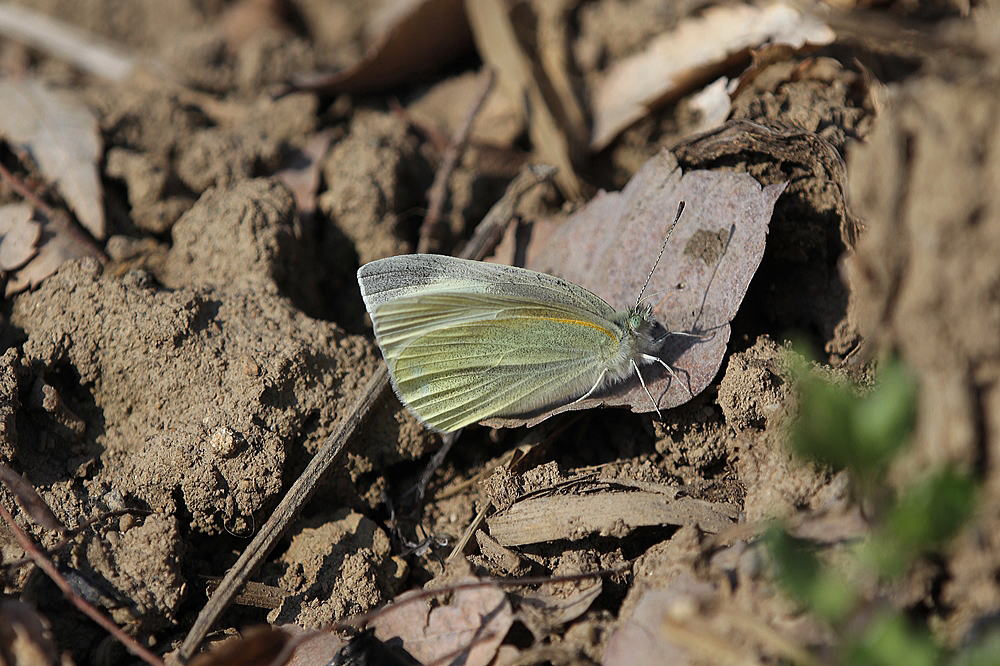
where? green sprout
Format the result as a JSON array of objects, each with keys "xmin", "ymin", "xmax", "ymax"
[
  {"xmin": 764, "ymin": 356, "xmax": 987, "ymax": 664},
  {"xmin": 790, "ymin": 357, "xmax": 916, "ymax": 492}
]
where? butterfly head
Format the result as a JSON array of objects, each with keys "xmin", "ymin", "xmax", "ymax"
[
  {"xmin": 621, "ymin": 302, "xmax": 662, "ymax": 357},
  {"xmin": 626, "ymin": 301, "xmax": 654, "ymax": 333}
]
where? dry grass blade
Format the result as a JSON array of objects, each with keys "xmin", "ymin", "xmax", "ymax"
[
  {"xmin": 0, "ymin": 2, "xmax": 134, "ymax": 80},
  {"xmin": 487, "ymin": 492, "xmax": 737, "ymax": 546},
  {"xmin": 465, "ymin": 0, "xmax": 582, "ymax": 199}
]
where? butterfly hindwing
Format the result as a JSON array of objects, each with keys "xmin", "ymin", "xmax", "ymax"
[{"xmin": 371, "ymin": 293, "xmax": 623, "ymax": 431}]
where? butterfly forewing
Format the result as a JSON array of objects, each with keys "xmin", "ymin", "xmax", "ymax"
[{"xmin": 358, "ymin": 254, "xmax": 617, "ymax": 318}]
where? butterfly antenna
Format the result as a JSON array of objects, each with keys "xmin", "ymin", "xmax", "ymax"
[{"xmin": 636, "ymin": 201, "xmax": 686, "ymax": 307}]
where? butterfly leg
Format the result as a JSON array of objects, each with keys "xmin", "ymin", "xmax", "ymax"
[
  {"xmin": 631, "ymin": 359, "xmax": 662, "ymax": 419},
  {"xmin": 572, "ymin": 368, "xmax": 608, "ymax": 404},
  {"xmin": 654, "ymin": 330, "xmax": 714, "ymax": 343},
  {"xmin": 670, "ymin": 331, "xmax": 712, "ymax": 340},
  {"xmin": 642, "ymin": 353, "xmax": 694, "ymax": 404}
]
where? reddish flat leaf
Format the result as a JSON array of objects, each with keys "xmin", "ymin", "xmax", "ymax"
[
  {"xmin": 0, "ymin": 78, "xmax": 105, "ymax": 239},
  {"xmin": 371, "ymin": 583, "xmax": 512, "ymax": 666},
  {"xmin": 603, "ymin": 574, "xmax": 716, "ymax": 666},
  {"xmin": 485, "ymin": 149, "xmax": 785, "ymax": 428}
]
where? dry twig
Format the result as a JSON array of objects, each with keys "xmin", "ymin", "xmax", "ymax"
[{"xmin": 0, "ymin": 501, "xmax": 165, "ymax": 666}]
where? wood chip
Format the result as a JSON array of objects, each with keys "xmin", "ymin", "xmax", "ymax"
[{"xmin": 487, "ymin": 491, "xmax": 738, "ymax": 546}]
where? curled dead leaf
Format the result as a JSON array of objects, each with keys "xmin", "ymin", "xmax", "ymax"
[
  {"xmin": 589, "ymin": 3, "xmax": 834, "ymax": 150},
  {"xmin": 289, "ymin": 0, "xmax": 471, "ymax": 94},
  {"xmin": 188, "ymin": 625, "xmax": 293, "ymax": 666}
]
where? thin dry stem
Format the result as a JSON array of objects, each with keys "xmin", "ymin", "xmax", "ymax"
[{"xmin": 418, "ymin": 69, "xmax": 496, "ymax": 254}]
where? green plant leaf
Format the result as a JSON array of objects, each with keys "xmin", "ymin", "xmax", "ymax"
[
  {"xmin": 865, "ymin": 467, "xmax": 977, "ymax": 578},
  {"xmin": 790, "ymin": 356, "xmax": 916, "ymax": 484},
  {"xmin": 843, "ymin": 611, "xmax": 941, "ymax": 666},
  {"xmin": 766, "ymin": 527, "xmax": 856, "ymax": 623}
]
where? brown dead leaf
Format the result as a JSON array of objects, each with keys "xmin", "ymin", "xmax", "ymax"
[
  {"xmin": 0, "ymin": 600, "xmax": 58, "ymax": 666},
  {"xmin": 289, "ymin": 0, "xmax": 471, "ymax": 94},
  {"xmin": 0, "ymin": 203, "xmax": 40, "ymax": 270},
  {"xmin": 466, "ymin": 0, "xmax": 582, "ymax": 199},
  {"xmin": 602, "ymin": 574, "xmax": 717, "ymax": 666},
  {"xmin": 590, "ymin": 3, "xmax": 834, "ymax": 150},
  {"xmin": 300, "ymin": 627, "xmax": 420, "ymax": 666},
  {"xmin": 372, "ymin": 582, "xmax": 513, "ymax": 666},
  {"xmin": 604, "ymin": 572, "xmax": 819, "ymax": 666},
  {"xmin": 0, "ymin": 78, "xmax": 105, "ymax": 238},
  {"xmin": 512, "ymin": 580, "xmax": 602, "ymax": 641},
  {"xmin": 278, "ymin": 625, "xmax": 348, "ymax": 666},
  {"xmin": 4, "ymin": 208, "xmax": 102, "ymax": 297},
  {"xmin": 485, "ymin": 149, "xmax": 785, "ymax": 427},
  {"xmin": 188, "ymin": 625, "xmax": 293, "ymax": 666},
  {"xmin": 0, "ymin": 462, "xmax": 64, "ymax": 533}
]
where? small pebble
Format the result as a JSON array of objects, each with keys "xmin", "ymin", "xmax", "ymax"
[{"xmin": 209, "ymin": 426, "xmax": 239, "ymax": 457}]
